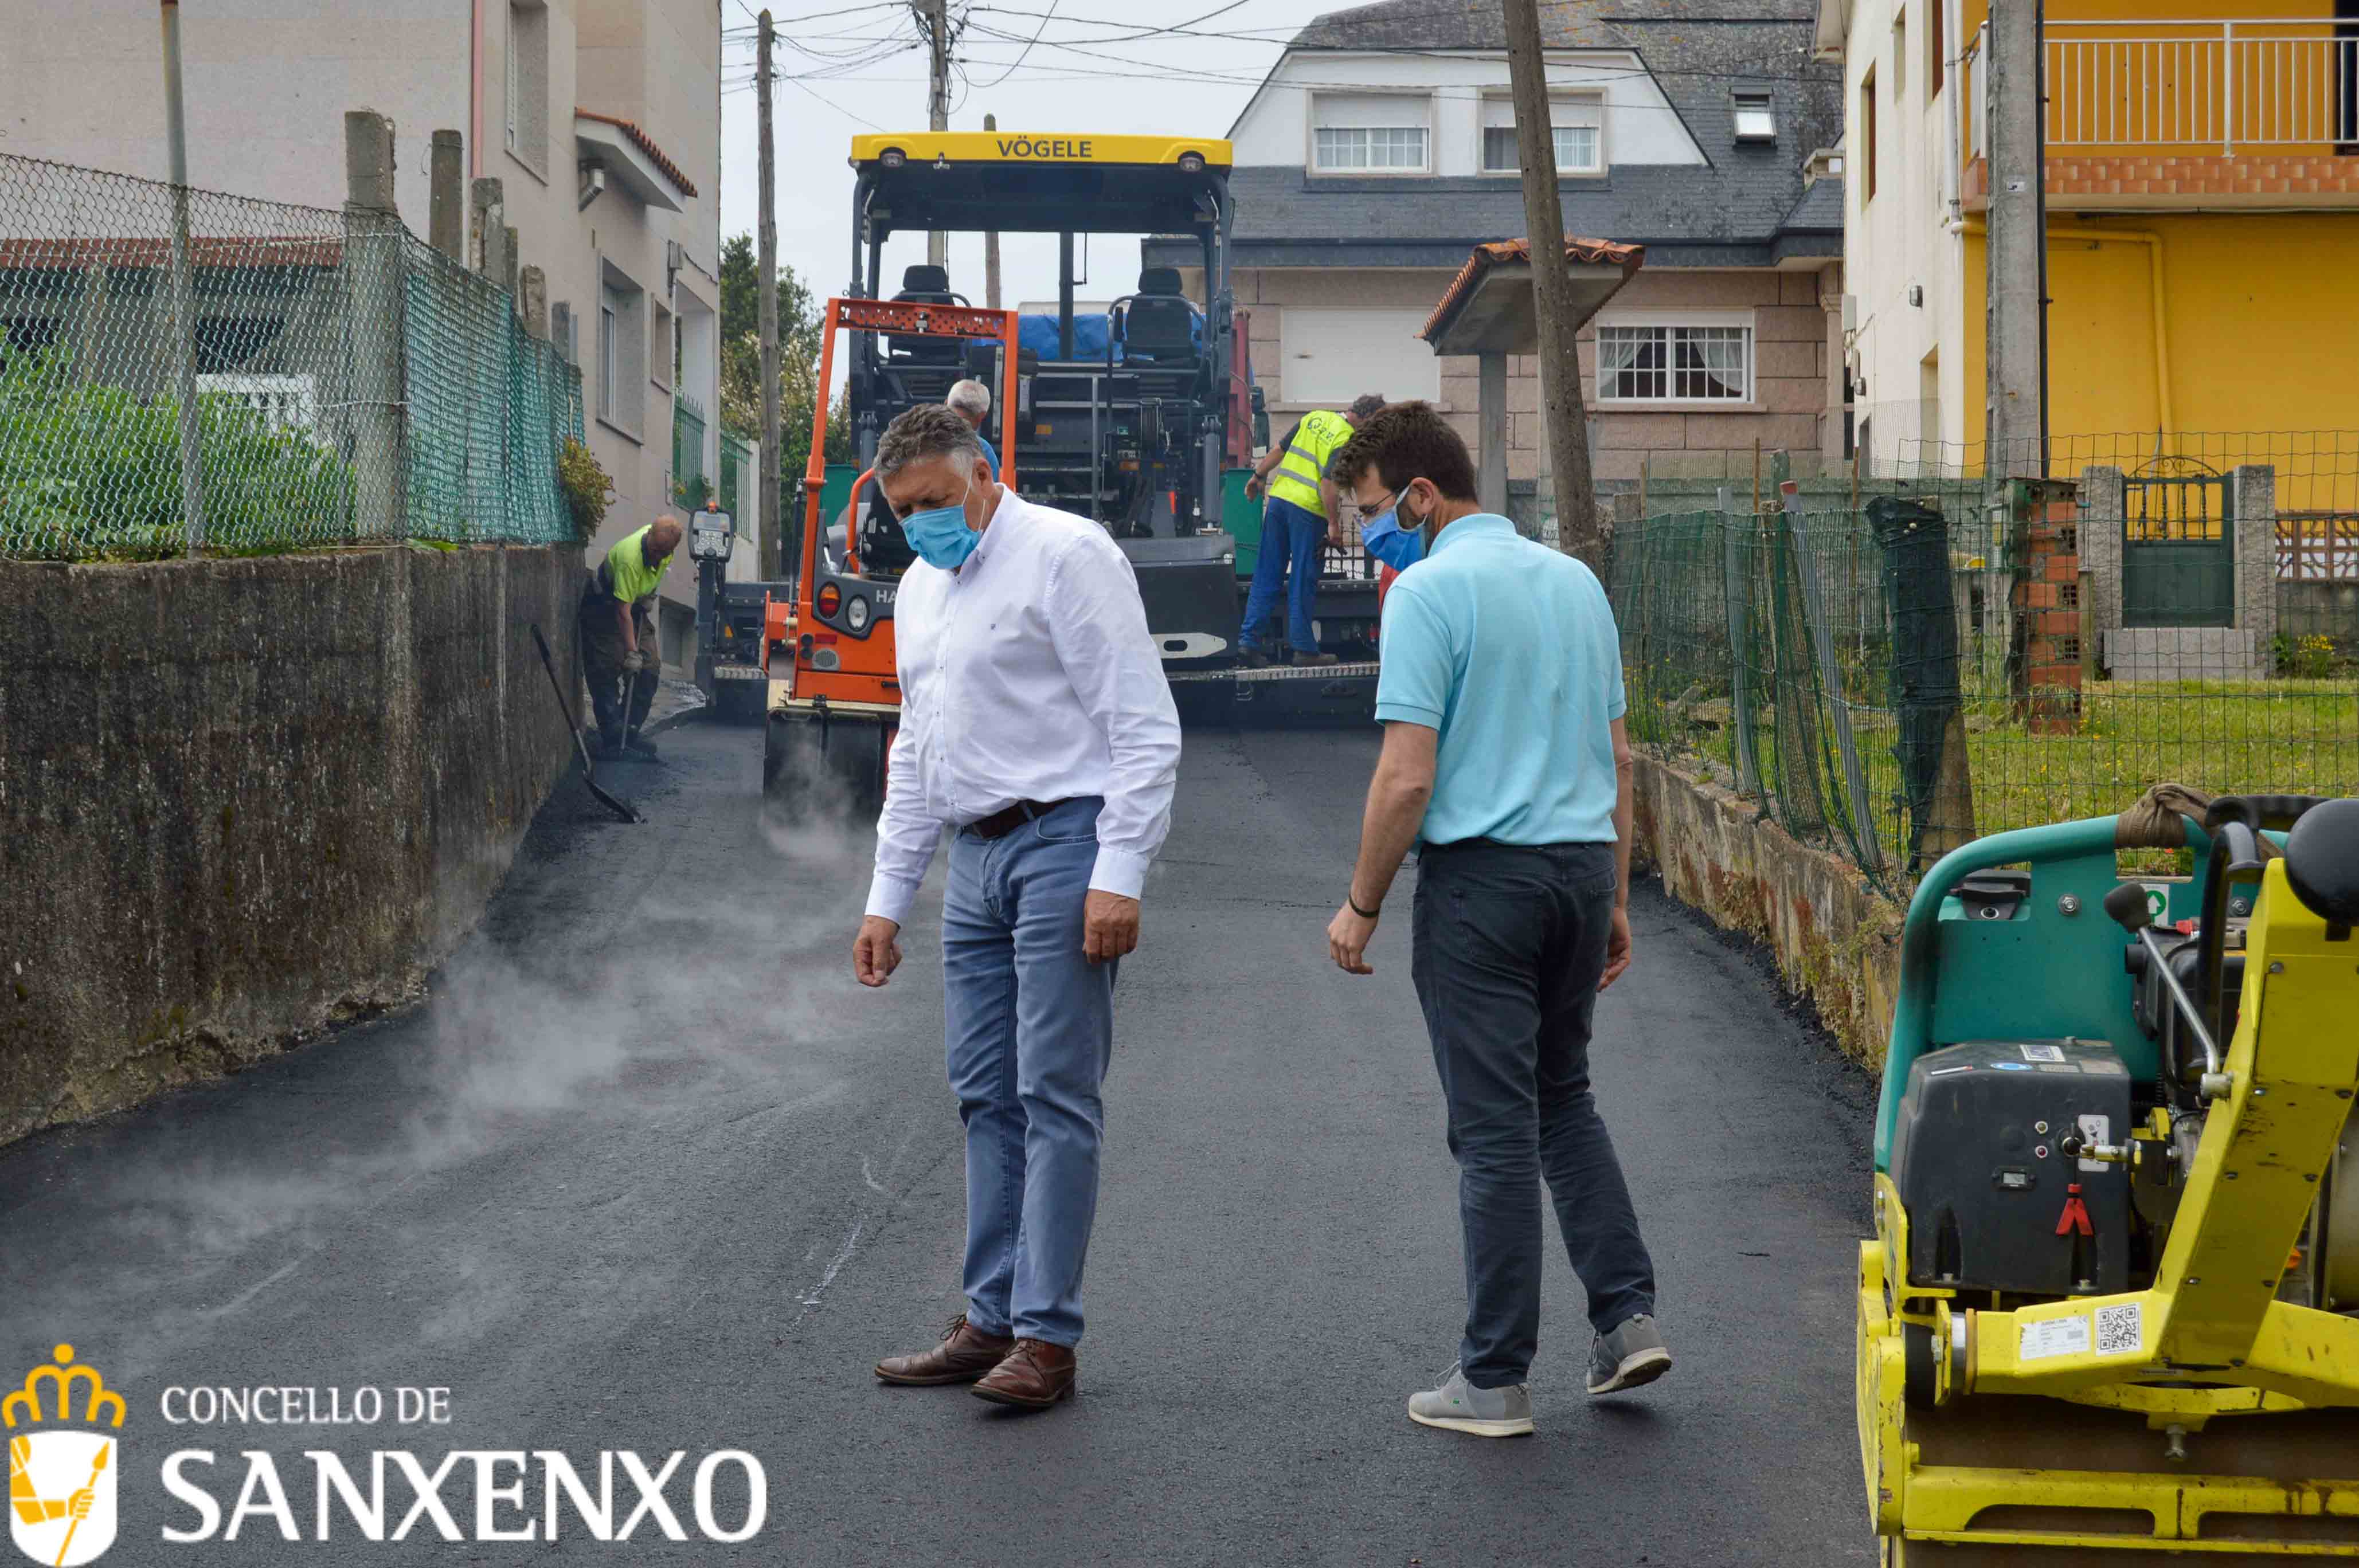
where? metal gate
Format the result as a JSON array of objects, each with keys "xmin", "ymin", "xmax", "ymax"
[{"xmin": 2122, "ymin": 461, "xmax": 2234, "ymax": 627}]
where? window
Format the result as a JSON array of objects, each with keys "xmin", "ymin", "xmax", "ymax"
[
  {"xmin": 1928, "ymin": 0, "xmax": 1946, "ymax": 97},
  {"xmin": 650, "ymin": 298, "xmax": 673, "ymax": 391},
  {"xmin": 1892, "ymin": 9, "xmax": 1908, "ymax": 100},
  {"xmin": 1596, "ymin": 318, "xmax": 1754, "ymax": 403},
  {"xmin": 1860, "ymin": 66, "xmax": 1877, "ymax": 201},
  {"xmin": 1732, "ymin": 92, "xmax": 1776, "ymax": 142},
  {"xmin": 1278, "ymin": 307, "xmax": 1441, "ymax": 405},
  {"xmin": 1480, "ymin": 95, "xmax": 1605, "ymax": 174},
  {"xmin": 1310, "ymin": 93, "xmax": 1431, "ymax": 172},
  {"xmin": 599, "ymin": 266, "xmax": 645, "ymax": 438},
  {"xmin": 505, "ymin": 1, "xmax": 549, "ymax": 178}
]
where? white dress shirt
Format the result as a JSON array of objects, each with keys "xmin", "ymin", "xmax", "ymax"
[{"xmin": 863, "ymin": 487, "xmax": 1183, "ymax": 927}]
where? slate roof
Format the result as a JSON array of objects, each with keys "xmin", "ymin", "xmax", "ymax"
[{"xmin": 1147, "ymin": 0, "xmax": 1842, "ymax": 272}]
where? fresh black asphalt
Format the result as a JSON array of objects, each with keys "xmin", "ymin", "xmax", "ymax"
[{"xmin": 3, "ymin": 720, "xmax": 1877, "ymax": 1566}]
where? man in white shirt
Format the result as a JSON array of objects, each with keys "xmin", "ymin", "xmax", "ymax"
[{"xmin": 855, "ymin": 403, "xmax": 1181, "ymax": 1412}]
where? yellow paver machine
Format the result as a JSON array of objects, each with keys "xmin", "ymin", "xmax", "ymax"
[{"xmin": 1859, "ymin": 790, "xmax": 2359, "ymax": 1561}]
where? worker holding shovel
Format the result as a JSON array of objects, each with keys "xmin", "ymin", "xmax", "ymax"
[{"xmin": 578, "ymin": 515, "xmax": 681, "ymax": 761}]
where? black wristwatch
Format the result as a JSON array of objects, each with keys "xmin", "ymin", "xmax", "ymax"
[{"xmin": 1347, "ymin": 891, "xmax": 1381, "ymax": 919}]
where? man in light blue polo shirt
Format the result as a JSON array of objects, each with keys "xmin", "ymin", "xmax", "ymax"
[{"xmin": 1321, "ymin": 401, "xmax": 1669, "ymax": 1440}]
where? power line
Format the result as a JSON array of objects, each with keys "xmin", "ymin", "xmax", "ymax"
[{"xmin": 962, "ymin": 0, "xmax": 1059, "ymax": 89}]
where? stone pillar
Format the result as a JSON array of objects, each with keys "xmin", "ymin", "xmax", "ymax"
[
  {"xmin": 428, "ymin": 130, "xmax": 465, "ymax": 262},
  {"xmin": 344, "ymin": 110, "xmax": 406, "ymax": 542},
  {"xmin": 468, "ymin": 177, "xmax": 503, "ymax": 275},
  {"xmin": 2234, "ymin": 464, "xmax": 2278, "ymax": 664},
  {"xmin": 2079, "ymin": 464, "xmax": 2125, "ymax": 671},
  {"xmin": 519, "ymin": 265, "xmax": 548, "ymax": 340},
  {"xmin": 1478, "ymin": 350, "xmax": 1509, "ymax": 519}
]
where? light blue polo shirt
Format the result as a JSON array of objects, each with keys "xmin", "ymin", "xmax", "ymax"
[{"xmin": 1374, "ymin": 513, "xmax": 1626, "ymax": 846}]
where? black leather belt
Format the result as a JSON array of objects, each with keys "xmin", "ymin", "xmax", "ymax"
[{"xmin": 963, "ymin": 798, "xmax": 1074, "ymax": 840}]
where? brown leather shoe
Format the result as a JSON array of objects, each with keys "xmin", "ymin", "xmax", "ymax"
[
  {"xmin": 874, "ymin": 1314, "xmax": 1015, "ymax": 1386},
  {"xmin": 970, "ymin": 1338, "xmax": 1076, "ymax": 1410}
]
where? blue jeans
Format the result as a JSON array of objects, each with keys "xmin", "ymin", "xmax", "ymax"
[
  {"xmin": 1410, "ymin": 838, "xmax": 1657, "ymax": 1387},
  {"xmin": 1239, "ymin": 495, "xmax": 1325, "ymax": 655},
  {"xmin": 943, "ymin": 796, "xmax": 1117, "ymax": 1347}
]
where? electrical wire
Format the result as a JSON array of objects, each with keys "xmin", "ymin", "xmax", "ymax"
[{"xmin": 963, "ymin": 0, "xmax": 1059, "ymax": 89}]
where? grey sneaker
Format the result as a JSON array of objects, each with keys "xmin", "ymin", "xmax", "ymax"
[
  {"xmin": 1407, "ymin": 1363, "xmax": 1534, "ymax": 1438},
  {"xmin": 1587, "ymin": 1314, "xmax": 1673, "ymax": 1395}
]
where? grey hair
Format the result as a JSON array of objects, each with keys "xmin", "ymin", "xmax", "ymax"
[
  {"xmin": 875, "ymin": 402, "xmax": 986, "ymax": 479},
  {"xmin": 946, "ymin": 378, "xmax": 992, "ymax": 421}
]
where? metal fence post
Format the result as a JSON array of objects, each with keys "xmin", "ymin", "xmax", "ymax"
[
  {"xmin": 1719, "ymin": 485, "xmax": 1759, "ymax": 793},
  {"xmin": 160, "ymin": 0, "xmax": 203, "ymax": 555},
  {"xmin": 1784, "ymin": 483, "xmax": 1885, "ymax": 877},
  {"xmin": 345, "ymin": 111, "xmax": 406, "ymax": 542}
]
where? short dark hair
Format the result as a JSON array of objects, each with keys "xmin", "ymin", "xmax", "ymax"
[
  {"xmin": 875, "ymin": 403, "xmax": 984, "ymax": 478},
  {"xmin": 1348, "ymin": 392, "xmax": 1388, "ymax": 421},
  {"xmin": 1331, "ymin": 401, "xmax": 1478, "ymax": 503}
]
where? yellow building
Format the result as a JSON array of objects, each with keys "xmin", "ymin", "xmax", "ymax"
[{"xmin": 1815, "ymin": 0, "xmax": 2359, "ymax": 498}]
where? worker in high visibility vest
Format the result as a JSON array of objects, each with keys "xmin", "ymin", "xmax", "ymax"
[{"xmin": 1238, "ymin": 391, "xmax": 1386, "ymax": 667}]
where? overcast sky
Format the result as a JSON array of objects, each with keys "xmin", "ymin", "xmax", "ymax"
[{"xmin": 715, "ymin": 1, "xmax": 1341, "ymax": 317}]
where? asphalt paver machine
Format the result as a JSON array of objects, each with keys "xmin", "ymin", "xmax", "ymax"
[
  {"xmin": 1859, "ymin": 789, "xmax": 2359, "ymax": 1561},
  {"xmin": 761, "ymin": 296, "xmax": 1019, "ymax": 805},
  {"xmin": 760, "ymin": 133, "xmax": 1378, "ymax": 777}
]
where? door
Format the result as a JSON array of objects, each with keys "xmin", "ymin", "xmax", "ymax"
[{"xmin": 2122, "ymin": 468, "xmax": 2233, "ymax": 628}]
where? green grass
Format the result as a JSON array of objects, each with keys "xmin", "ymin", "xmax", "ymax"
[{"xmin": 1633, "ymin": 675, "xmax": 2358, "ymax": 887}]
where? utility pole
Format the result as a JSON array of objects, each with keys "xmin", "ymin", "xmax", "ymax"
[
  {"xmin": 160, "ymin": 0, "xmax": 203, "ymax": 556},
  {"xmin": 983, "ymin": 113, "xmax": 1002, "ymax": 309},
  {"xmin": 757, "ymin": 9, "xmax": 784, "ymax": 580},
  {"xmin": 921, "ymin": 0, "xmax": 950, "ymax": 269},
  {"xmin": 1984, "ymin": 0, "xmax": 2046, "ymax": 478},
  {"xmin": 1503, "ymin": 0, "xmax": 1602, "ymax": 567}
]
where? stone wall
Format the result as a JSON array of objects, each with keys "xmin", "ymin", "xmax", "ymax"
[
  {"xmin": 1630, "ymin": 750, "xmax": 1903, "ymax": 1068},
  {"xmin": 0, "ymin": 545, "xmax": 580, "ymax": 1142}
]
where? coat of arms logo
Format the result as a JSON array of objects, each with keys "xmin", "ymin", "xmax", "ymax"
[{"xmin": 5, "ymin": 1346, "xmax": 124, "ymax": 1566}]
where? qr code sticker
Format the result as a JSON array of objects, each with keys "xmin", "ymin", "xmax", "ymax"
[
  {"xmin": 2095, "ymin": 1302, "xmax": 2143, "ymax": 1356},
  {"xmin": 2020, "ymin": 1043, "xmax": 2067, "ymax": 1063}
]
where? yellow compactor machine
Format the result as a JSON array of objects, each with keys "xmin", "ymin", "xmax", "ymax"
[{"xmin": 1860, "ymin": 791, "xmax": 2359, "ymax": 1561}]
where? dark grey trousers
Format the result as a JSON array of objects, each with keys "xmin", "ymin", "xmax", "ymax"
[{"xmin": 1410, "ymin": 838, "xmax": 1658, "ymax": 1388}]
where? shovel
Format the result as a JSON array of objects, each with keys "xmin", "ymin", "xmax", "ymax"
[{"xmin": 531, "ymin": 623, "xmax": 643, "ymax": 825}]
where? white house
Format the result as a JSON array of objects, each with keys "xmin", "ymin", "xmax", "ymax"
[{"xmin": 1148, "ymin": 0, "xmax": 1852, "ymax": 504}]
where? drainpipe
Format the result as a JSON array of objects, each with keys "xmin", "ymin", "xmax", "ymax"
[{"xmin": 1963, "ymin": 219, "xmax": 2173, "ymax": 438}]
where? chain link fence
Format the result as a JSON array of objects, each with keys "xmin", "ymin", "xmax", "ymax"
[
  {"xmin": 1613, "ymin": 442, "xmax": 2359, "ymax": 895},
  {"xmin": 1, "ymin": 152, "xmax": 581, "ymax": 559}
]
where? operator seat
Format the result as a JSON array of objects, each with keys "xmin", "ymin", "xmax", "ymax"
[
  {"xmin": 889, "ymin": 264, "xmax": 965, "ymax": 364},
  {"xmin": 1120, "ymin": 266, "xmax": 1197, "ymax": 367}
]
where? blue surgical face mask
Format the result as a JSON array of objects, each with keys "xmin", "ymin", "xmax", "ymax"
[
  {"xmin": 898, "ymin": 476, "xmax": 981, "ymax": 571},
  {"xmin": 1359, "ymin": 479, "xmax": 1427, "ymax": 571}
]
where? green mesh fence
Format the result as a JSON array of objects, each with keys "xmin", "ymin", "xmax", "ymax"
[
  {"xmin": 1611, "ymin": 472, "xmax": 2359, "ymax": 894},
  {"xmin": 1, "ymin": 151, "xmax": 580, "ymax": 558},
  {"xmin": 401, "ymin": 234, "xmax": 581, "ymax": 544}
]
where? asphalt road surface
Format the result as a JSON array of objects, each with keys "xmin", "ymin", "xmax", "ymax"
[{"xmin": 2, "ymin": 720, "xmax": 1876, "ymax": 1566}]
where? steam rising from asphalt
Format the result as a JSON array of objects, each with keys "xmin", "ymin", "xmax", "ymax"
[{"xmin": 0, "ymin": 737, "xmax": 913, "ymax": 1376}]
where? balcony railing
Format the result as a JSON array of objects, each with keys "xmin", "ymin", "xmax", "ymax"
[{"xmin": 2045, "ymin": 19, "xmax": 2359, "ymax": 154}]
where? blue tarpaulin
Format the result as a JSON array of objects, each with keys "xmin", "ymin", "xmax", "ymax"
[{"xmin": 1014, "ymin": 309, "xmax": 1200, "ymax": 363}]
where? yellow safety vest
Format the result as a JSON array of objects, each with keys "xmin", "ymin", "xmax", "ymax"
[{"xmin": 1267, "ymin": 409, "xmax": 1351, "ymax": 514}]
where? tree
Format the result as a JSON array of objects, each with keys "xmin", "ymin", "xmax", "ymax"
[{"xmin": 717, "ymin": 234, "xmax": 851, "ymax": 487}]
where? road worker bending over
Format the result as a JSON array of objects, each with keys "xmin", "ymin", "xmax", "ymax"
[{"xmin": 579, "ymin": 515, "xmax": 680, "ymax": 761}]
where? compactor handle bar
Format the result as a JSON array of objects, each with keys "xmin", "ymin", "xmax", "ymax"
[{"xmin": 2099, "ymin": 882, "xmax": 2230, "ymax": 1097}]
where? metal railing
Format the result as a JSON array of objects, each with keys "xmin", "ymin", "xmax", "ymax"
[
  {"xmin": 672, "ymin": 391, "xmax": 707, "ymax": 509},
  {"xmin": 2045, "ymin": 19, "xmax": 2359, "ymax": 154}
]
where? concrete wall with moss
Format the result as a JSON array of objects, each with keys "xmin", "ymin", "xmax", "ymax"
[
  {"xmin": 0, "ymin": 545, "xmax": 581, "ymax": 1142},
  {"xmin": 1631, "ymin": 750, "xmax": 1903, "ymax": 1068}
]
